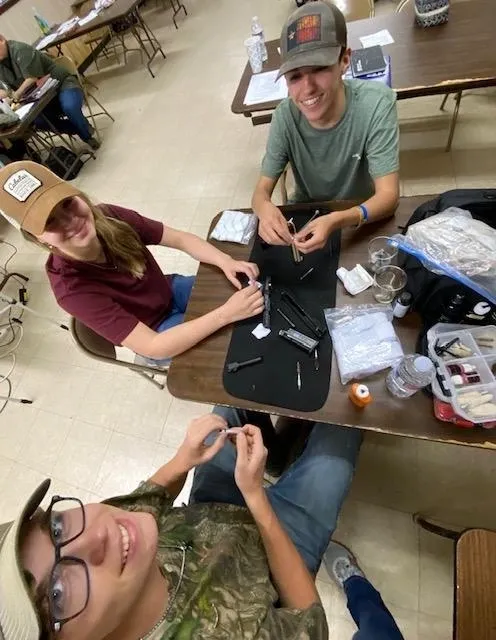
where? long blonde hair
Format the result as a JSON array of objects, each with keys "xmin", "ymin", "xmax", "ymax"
[{"xmin": 22, "ymin": 195, "xmax": 147, "ymax": 279}]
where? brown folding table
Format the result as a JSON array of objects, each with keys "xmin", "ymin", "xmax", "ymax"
[{"xmin": 167, "ymin": 195, "xmax": 496, "ymax": 450}]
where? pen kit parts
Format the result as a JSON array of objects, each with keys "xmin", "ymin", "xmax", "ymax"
[
  {"xmin": 296, "ymin": 361, "xmax": 301, "ymax": 390},
  {"xmin": 299, "ymin": 267, "xmax": 314, "ymax": 281},
  {"xmin": 435, "ymin": 338, "xmax": 473, "ymax": 359},
  {"xmin": 280, "ymin": 290, "xmax": 325, "ymax": 338},
  {"xmin": 475, "ymin": 333, "xmax": 496, "ymax": 349},
  {"xmin": 262, "ymin": 276, "xmax": 271, "ymax": 328},
  {"xmin": 288, "ymin": 219, "xmax": 303, "ymax": 264},
  {"xmin": 314, "ymin": 348, "xmax": 319, "ymax": 371},
  {"xmin": 227, "ymin": 356, "xmax": 263, "ymax": 373},
  {"xmin": 349, "ymin": 383, "xmax": 372, "ymax": 408},
  {"xmin": 279, "ymin": 328, "xmax": 319, "ymax": 354},
  {"xmin": 276, "ymin": 307, "xmax": 296, "ymax": 328}
]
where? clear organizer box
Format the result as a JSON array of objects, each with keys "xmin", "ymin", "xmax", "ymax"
[{"xmin": 427, "ymin": 323, "xmax": 496, "ymax": 425}]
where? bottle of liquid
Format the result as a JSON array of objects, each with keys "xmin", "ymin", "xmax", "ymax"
[
  {"xmin": 392, "ymin": 291, "xmax": 412, "ymax": 318},
  {"xmin": 33, "ymin": 7, "xmax": 51, "ymax": 34},
  {"xmin": 251, "ymin": 16, "xmax": 268, "ymax": 62},
  {"xmin": 386, "ymin": 354, "xmax": 435, "ymax": 398},
  {"xmin": 438, "ymin": 292, "xmax": 465, "ymax": 324}
]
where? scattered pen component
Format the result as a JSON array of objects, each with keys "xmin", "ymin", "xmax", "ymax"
[
  {"xmin": 475, "ymin": 334, "xmax": 496, "ymax": 348},
  {"xmin": 262, "ymin": 276, "xmax": 272, "ymax": 329},
  {"xmin": 280, "ymin": 290, "xmax": 325, "ymax": 338},
  {"xmin": 467, "ymin": 402, "xmax": 496, "ymax": 418},
  {"xmin": 279, "ymin": 328, "xmax": 319, "ymax": 354},
  {"xmin": 314, "ymin": 348, "xmax": 319, "ymax": 371},
  {"xmin": 445, "ymin": 340, "xmax": 473, "ymax": 358},
  {"xmin": 299, "ymin": 267, "xmax": 314, "ymax": 281},
  {"xmin": 224, "ymin": 427, "xmax": 243, "ymax": 435},
  {"xmin": 227, "ymin": 356, "xmax": 263, "ymax": 373},
  {"xmin": 287, "ymin": 219, "xmax": 303, "ymax": 264},
  {"xmin": 296, "ymin": 361, "xmax": 302, "ymax": 391},
  {"xmin": 349, "ymin": 383, "xmax": 372, "ymax": 408},
  {"xmin": 276, "ymin": 307, "xmax": 296, "ymax": 328},
  {"xmin": 458, "ymin": 391, "xmax": 493, "ymax": 409}
]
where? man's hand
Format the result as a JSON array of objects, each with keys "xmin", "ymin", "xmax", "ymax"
[
  {"xmin": 219, "ymin": 257, "xmax": 259, "ymax": 290},
  {"xmin": 294, "ymin": 213, "xmax": 338, "ymax": 254},
  {"xmin": 234, "ymin": 425, "xmax": 267, "ymax": 501},
  {"xmin": 219, "ymin": 284, "xmax": 264, "ymax": 324},
  {"xmin": 258, "ymin": 201, "xmax": 293, "ymax": 246},
  {"xmin": 174, "ymin": 414, "xmax": 228, "ymax": 471}
]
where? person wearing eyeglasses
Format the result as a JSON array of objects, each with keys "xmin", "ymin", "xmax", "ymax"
[{"xmin": 0, "ymin": 410, "xmax": 403, "ymax": 640}]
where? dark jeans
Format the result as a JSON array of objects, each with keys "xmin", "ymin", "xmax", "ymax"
[
  {"xmin": 347, "ymin": 576, "xmax": 404, "ymax": 640},
  {"xmin": 37, "ymin": 87, "xmax": 91, "ymax": 141},
  {"xmin": 191, "ymin": 406, "xmax": 363, "ymax": 574}
]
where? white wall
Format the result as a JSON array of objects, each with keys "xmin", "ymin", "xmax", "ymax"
[{"xmin": 0, "ymin": 0, "xmax": 72, "ymax": 43}]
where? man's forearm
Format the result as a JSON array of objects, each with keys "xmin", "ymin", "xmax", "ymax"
[
  {"xmin": 149, "ymin": 455, "xmax": 189, "ymax": 498},
  {"xmin": 13, "ymin": 77, "xmax": 36, "ymax": 100},
  {"xmin": 251, "ymin": 181, "xmax": 274, "ymax": 218},
  {"xmin": 332, "ymin": 188, "xmax": 399, "ymax": 230},
  {"xmin": 246, "ymin": 491, "xmax": 320, "ymax": 609}
]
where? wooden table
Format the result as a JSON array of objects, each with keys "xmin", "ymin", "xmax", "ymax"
[
  {"xmin": 34, "ymin": 0, "xmax": 166, "ymax": 77},
  {"xmin": 455, "ymin": 529, "xmax": 496, "ymax": 640},
  {"xmin": 167, "ymin": 196, "xmax": 496, "ymax": 450},
  {"xmin": 231, "ymin": 0, "xmax": 496, "ymax": 131}
]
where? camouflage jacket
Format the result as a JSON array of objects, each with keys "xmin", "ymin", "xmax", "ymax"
[{"xmin": 106, "ymin": 481, "xmax": 328, "ymax": 640}]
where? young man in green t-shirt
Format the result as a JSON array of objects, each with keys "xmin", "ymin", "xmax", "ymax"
[{"xmin": 251, "ymin": 1, "xmax": 400, "ymax": 254}]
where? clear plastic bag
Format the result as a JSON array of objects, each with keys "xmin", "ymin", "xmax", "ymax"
[
  {"xmin": 390, "ymin": 208, "xmax": 496, "ymax": 304},
  {"xmin": 324, "ymin": 305, "xmax": 404, "ymax": 384}
]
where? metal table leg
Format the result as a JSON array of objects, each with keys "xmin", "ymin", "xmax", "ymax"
[
  {"xmin": 169, "ymin": 0, "xmax": 187, "ymax": 29},
  {"xmin": 131, "ymin": 8, "xmax": 166, "ymax": 78},
  {"xmin": 445, "ymin": 90, "xmax": 462, "ymax": 152}
]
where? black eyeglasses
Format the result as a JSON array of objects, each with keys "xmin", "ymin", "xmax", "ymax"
[{"xmin": 44, "ymin": 496, "xmax": 90, "ymax": 633}]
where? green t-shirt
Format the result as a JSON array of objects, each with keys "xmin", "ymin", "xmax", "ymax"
[
  {"xmin": 261, "ymin": 79, "xmax": 399, "ymax": 203},
  {"xmin": 106, "ymin": 481, "xmax": 328, "ymax": 640},
  {"xmin": 0, "ymin": 40, "xmax": 80, "ymax": 93}
]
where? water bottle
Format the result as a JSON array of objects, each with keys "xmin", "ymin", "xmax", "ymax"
[
  {"xmin": 33, "ymin": 7, "xmax": 51, "ymax": 34},
  {"xmin": 386, "ymin": 354, "xmax": 434, "ymax": 398},
  {"xmin": 251, "ymin": 16, "xmax": 268, "ymax": 62}
]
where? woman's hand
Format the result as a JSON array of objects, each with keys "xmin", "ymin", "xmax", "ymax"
[
  {"xmin": 220, "ymin": 257, "xmax": 259, "ymax": 290},
  {"xmin": 219, "ymin": 284, "xmax": 264, "ymax": 324},
  {"xmin": 174, "ymin": 414, "xmax": 228, "ymax": 471},
  {"xmin": 234, "ymin": 425, "xmax": 267, "ymax": 502}
]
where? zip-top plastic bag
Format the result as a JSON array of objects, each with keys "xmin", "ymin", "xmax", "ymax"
[{"xmin": 391, "ymin": 208, "xmax": 496, "ymax": 304}]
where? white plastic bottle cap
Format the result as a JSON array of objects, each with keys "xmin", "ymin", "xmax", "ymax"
[{"xmin": 414, "ymin": 356, "xmax": 434, "ymax": 373}]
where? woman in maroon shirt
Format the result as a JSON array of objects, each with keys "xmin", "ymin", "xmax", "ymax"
[{"xmin": 0, "ymin": 161, "xmax": 264, "ymax": 362}]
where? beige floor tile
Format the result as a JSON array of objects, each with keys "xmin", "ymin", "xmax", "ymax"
[
  {"xmin": 418, "ymin": 612, "xmax": 452, "ymax": 640},
  {"xmin": 335, "ymin": 500, "xmax": 420, "ymax": 611},
  {"xmin": 53, "ymin": 420, "xmax": 112, "ymax": 490},
  {"xmin": 419, "ymin": 530, "xmax": 454, "ymax": 619},
  {"xmin": 327, "ymin": 614, "xmax": 358, "ymax": 638},
  {"xmin": 452, "ymin": 147, "xmax": 496, "ymax": 189},
  {"xmin": 17, "ymin": 410, "xmax": 72, "ymax": 475},
  {"xmin": 0, "ymin": 462, "xmax": 47, "ymax": 522},
  {"xmin": 160, "ymin": 398, "xmax": 212, "ymax": 449},
  {"xmin": 0, "ymin": 402, "xmax": 38, "ymax": 461},
  {"xmin": 400, "ymin": 148, "xmax": 456, "ymax": 196},
  {"xmin": 93, "ymin": 431, "xmax": 160, "ymax": 498}
]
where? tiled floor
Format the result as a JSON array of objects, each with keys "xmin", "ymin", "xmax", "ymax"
[{"xmin": 0, "ymin": 0, "xmax": 495, "ymax": 638}]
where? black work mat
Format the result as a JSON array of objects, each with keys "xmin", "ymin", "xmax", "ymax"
[{"xmin": 223, "ymin": 210, "xmax": 340, "ymax": 412}]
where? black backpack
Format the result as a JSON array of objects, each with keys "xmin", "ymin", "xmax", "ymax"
[
  {"xmin": 398, "ymin": 189, "xmax": 496, "ymax": 351},
  {"xmin": 45, "ymin": 146, "xmax": 83, "ymax": 180}
]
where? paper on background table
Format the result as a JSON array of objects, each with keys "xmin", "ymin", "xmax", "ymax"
[
  {"xmin": 244, "ymin": 70, "xmax": 288, "ymax": 106},
  {"xmin": 15, "ymin": 102, "xmax": 35, "ymax": 120},
  {"xmin": 78, "ymin": 9, "xmax": 100, "ymax": 26},
  {"xmin": 360, "ymin": 29, "xmax": 395, "ymax": 48},
  {"xmin": 35, "ymin": 33, "xmax": 59, "ymax": 50}
]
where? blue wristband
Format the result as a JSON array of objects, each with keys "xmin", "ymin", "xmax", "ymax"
[{"xmin": 358, "ymin": 204, "xmax": 369, "ymax": 224}]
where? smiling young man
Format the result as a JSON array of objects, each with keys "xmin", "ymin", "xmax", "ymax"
[{"xmin": 251, "ymin": 0, "xmax": 400, "ymax": 253}]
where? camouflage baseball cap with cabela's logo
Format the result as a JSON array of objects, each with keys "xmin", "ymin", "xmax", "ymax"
[{"xmin": 276, "ymin": 0, "xmax": 347, "ymax": 80}]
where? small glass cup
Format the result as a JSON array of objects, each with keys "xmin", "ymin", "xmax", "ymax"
[
  {"xmin": 368, "ymin": 236, "xmax": 398, "ymax": 274},
  {"xmin": 373, "ymin": 265, "xmax": 407, "ymax": 304}
]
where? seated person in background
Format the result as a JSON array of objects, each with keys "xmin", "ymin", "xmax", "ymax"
[
  {"xmin": 1, "ymin": 410, "xmax": 403, "ymax": 640},
  {"xmin": 0, "ymin": 35, "xmax": 100, "ymax": 149},
  {"xmin": 0, "ymin": 161, "xmax": 263, "ymax": 365},
  {"xmin": 252, "ymin": 0, "xmax": 400, "ymax": 254}
]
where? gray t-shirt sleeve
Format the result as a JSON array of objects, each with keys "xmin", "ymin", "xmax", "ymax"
[
  {"xmin": 261, "ymin": 104, "xmax": 290, "ymax": 180},
  {"xmin": 365, "ymin": 91, "xmax": 399, "ymax": 179}
]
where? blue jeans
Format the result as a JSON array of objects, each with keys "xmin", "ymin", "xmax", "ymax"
[
  {"xmin": 38, "ymin": 87, "xmax": 91, "ymax": 141},
  {"xmin": 347, "ymin": 576, "xmax": 404, "ymax": 640},
  {"xmin": 190, "ymin": 406, "xmax": 363, "ymax": 574},
  {"xmin": 148, "ymin": 274, "xmax": 195, "ymax": 366}
]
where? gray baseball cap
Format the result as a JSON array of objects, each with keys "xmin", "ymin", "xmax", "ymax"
[{"xmin": 277, "ymin": 1, "xmax": 347, "ymax": 80}]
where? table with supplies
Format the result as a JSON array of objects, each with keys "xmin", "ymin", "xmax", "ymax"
[
  {"xmin": 34, "ymin": 0, "xmax": 166, "ymax": 78},
  {"xmin": 231, "ymin": 0, "xmax": 496, "ymax": 149},
  {"xmin": 167, "ymin": 195, "xmax": 496, "ymax": 450}
]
